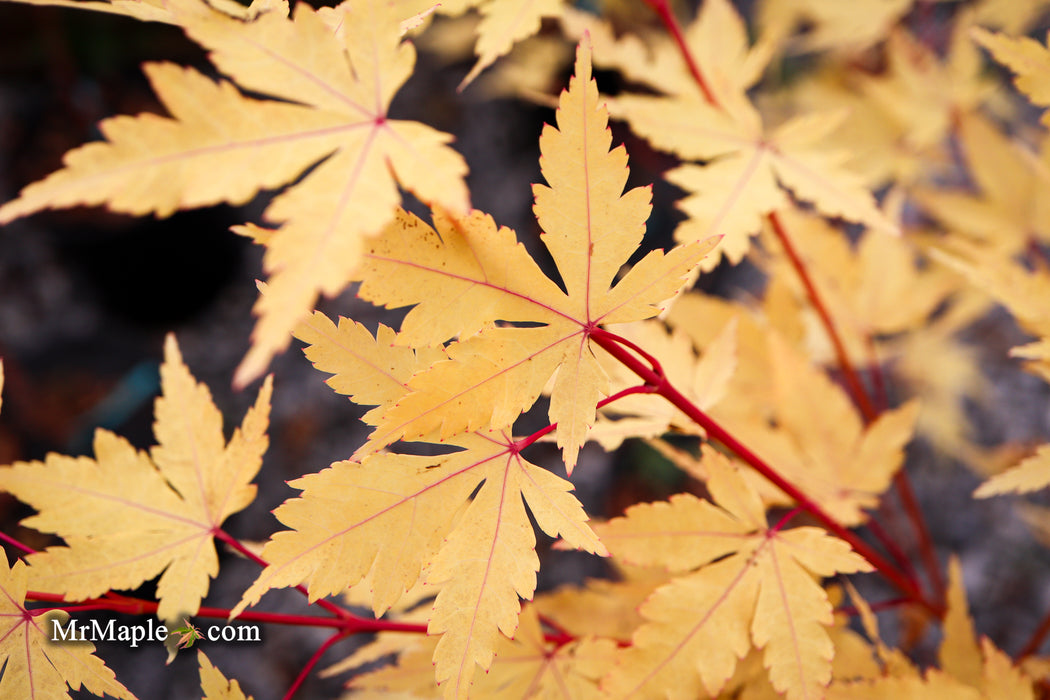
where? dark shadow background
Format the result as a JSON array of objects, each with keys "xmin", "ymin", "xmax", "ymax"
[{"xmin": 3, "ymin": 2, "xmax": 1050, "ymax": 699}]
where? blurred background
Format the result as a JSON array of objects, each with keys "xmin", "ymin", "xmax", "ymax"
[{"xmin": 2, "ymin": 1, "xmax": 1050, "ymax": 698}]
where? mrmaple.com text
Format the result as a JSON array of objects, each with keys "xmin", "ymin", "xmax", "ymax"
[{"xmin": 49, "ymin": 615, "xmax": 260, "ymax": 647}]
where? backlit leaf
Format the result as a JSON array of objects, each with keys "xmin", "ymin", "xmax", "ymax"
[
  {"xmin": 600, "ymin": 449, "xmax": 871, "ymax": 700},
  {"xmin": 0, "ymin": 335, "xmax": 272, "ymax": 621},
  {"xmin": 352, "ymin": 40, "xmax": 715, "ymax": 470},
  {"xmin": 0, "ymin": 558, "xmax": 135, "ymax": 700},
  {"xmin": 0, "ymin": 1, "xmax": 469, "ymax": 386}
]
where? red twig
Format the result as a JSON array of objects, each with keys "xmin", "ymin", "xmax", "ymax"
[
  {"xmin": 0, "ymin": 530, "xmax": 37, "ymax": 556},
  {"xmin": 863, "ymin": 514, "xmax": 920, "ymax": 586},
  {"xmin": 767, "ymin": 211, "xmax": 878, "ymax": 420},
  {"xmin": 891, "ymin": 474, "xmax": 946, "ymax": 604},
  {"xmin": 283, "ymin": 631, "xmax": 349, "ymax": 700},
  {"xmin": 592, "ymin": 328, "xmax": 664, "ymax": 378},
  {"xmin": 640, "ymin": 0, "xmax": 719, "ymax": 106},
  {"xmin": 590, "ymin": 331, "xmax": 943, "ymax": 616},
  {"xmin": 214, "ymin": 528, "xmax": 352, "ymax": 620},
  {"xmin": 646, "ymin": 0, "xmax": 947, "ymax": 616},
  {"xmin": 1019, "ymin": 607, "xmax": 1050, "ymax": 659},
  {"xmin": 511, "ymin": 383, "xmax": 657, "ymax": 453}
]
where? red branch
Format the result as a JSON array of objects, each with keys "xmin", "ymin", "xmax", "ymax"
[
  {"xmin": 1020, "ymin": 607, "xmax": 1050, "ymax": 659},
  {"xmin": 512, "ymin": 382, "xmax": 657, "ymax": 452},
  {"xmin": 283, "ymin": 631, "xmax": 349, "ymax": 700},
  {"xmin": 770, "ymin": 212, "xmax": 945, "ymax": 605},
  {"xmin": 640, "ymin": 0, "xmax": 948, "ymax": 613},
  {"xmin": 590, "ymin": 331, "xmax": 943, "ymax": 616},
  {"xmin": 24, "ymin": 590, "xmax": 427, "ymax": 633},
  {"xmin": 767, "ymin": 211, "xmax": 877, "ymax": 419},
  {"xmin": 640, "ymin": 0, "xmax": 719, "ymax": 106}
]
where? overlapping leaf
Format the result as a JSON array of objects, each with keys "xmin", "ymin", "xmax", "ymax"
[
  {"xmin": 236, "ymin": 312, "xmax": 606, "ymax": 699},
  {"xmin": 588, "ymin": 318, "xmax": 737, "ymax": 450},
  {"xmin": 729, "ymin": 333, "xmax": 920, "ymax": 525},
  {"xmin": 0, "ymin": 335, "xmax": 272, "ymax": 621},
  {"xmin": 0, "ymin": 0, "xmax": 469, "ymax": 386},
  {"xmin": 0, "ymin": 558, "xmax": 135, "ymax": 699},
  {"xmin": 829, "ymin": 559, "xmax": 1035, "ymax": 699},
  {"xmin": 595, "ymin": 0, "xmax": 896, "ymax": 271},
  {"xmin": 351, "ymin": 41, "xmax": 715, "ymax": 470},
  {"xmin": 199, "ymin": 651, "xmax": 251, "ymax": 700},
  {"xmin": 599, "ymin": 449, "xmax": 871, "ymax": 700},
  {"xmin": 915, "ymin": 112, "xmax": 1050, "ymax": 258},
  {"xmin": 973, "ymin": 26, "xmax": 1050, "ymax": 124},
  {"xmin": 454, "ymin": 0, "xmax": 565, "ymax": 87}
]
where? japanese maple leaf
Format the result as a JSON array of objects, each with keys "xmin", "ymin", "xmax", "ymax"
[
  {"xmin": 0, "ymin": 335, "xmax": 272, "ymax": 621},
  {"xmin": 915, "ymin": 112, "xmax": 1050, "ymax": 258},
  {"xmin": 728, "ymin": 333, "xmax": 920, "ymax": 526},
  {"xmin": 829, "ymin": 559, "xmax": 1035, "ymax": 699},
  {"xmin": 351, "ymin": 41, "xmax": 716, "ymax": 470},
  {"xmin": 445, "ymin": 0, "xmax": 566, "ymax": 87},
  {"xmin": 0, "ymin": 0, "xmax": 469, "ymax": 387},
  {"xmin": 590, "ymin": 0, "xmax": 895, "ymax": 271},
  {"xmin": 973, "ymin": 26, "xmax": 1050, "ymax": 125},
  {"xmin": 758, "ymin": 0, "xmax": 911, "ymax": 55},
  {"xmin": 236, "ymin": 312, "xmax": 606, "ymax": 699},
  {"xmin": 199, "ymin": 651, "xmax": 251, "ymax": 700},
  {"xmin": 599, "ymin": 449, "xmax": 871, "ymax": 700},
  {"xmin": 0, "ymin": 558, "xmax": 134, "ymax": 700}
]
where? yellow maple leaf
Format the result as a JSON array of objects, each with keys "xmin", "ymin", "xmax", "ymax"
[
  {"xmin": 915, "ymin": 112, "xmax": 1050, "ymax": 258},
  {"xmin": 199, "ymin": 650, "xmax": 251, "ymax": 700},
  {"xmin": 456, "ymin": 0, "xmax": 565, "ymax": 88},
  {"xmin": 472, "ymin": 605, "xmax": 616, "ymax": 699},
  {"xmin": 0, "ymin": 335, "xmax": 272, "ymax": 621},
  {"xmin": 830, "ymin": 558, "xmax": 1035, "ymax": 699},
  {"xmin": 599, "ymin": 449, "xmax": 872, "ymax": 700},
  {"xmin": 589, "ymin": 1, "xmax": 896, "ymax": 271},
  {"xmin": 758, "ymin": 0, "xmax": 912, "ymax": 55},
  {"xmin": 238, "ymin": 431, "xmax": 604, "ymax": 699},
  {"xmin": 0, "ymin": 0, "xmax": 469, "ymax": 387},
  {"xmin": 724, "ymin": 333, "xmax": 920, "ymax": 526},
  {"xmin": 0, "ymin": 558, "xmax": 135, "ymax": 700},
  {"xmin": 975, "ymin": 444, "xmax": 1050, "ymax": 497},
  {"xmin": 973, "ymin": 26, "xmax": 1050, "ymax": 125},
  {"xmin": 236, "ymin": 316, "xmax": 606, "ymax": 699},
  {"xmin": 350, "ymin": 40, "xmax": 715, "ymax": 470}
]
